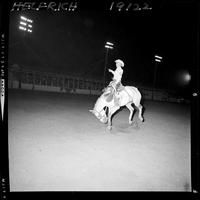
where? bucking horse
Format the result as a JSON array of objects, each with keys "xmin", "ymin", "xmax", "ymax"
[{"xmin": 90, "ymin": 84, "xmax": 144, "ymax": 130}]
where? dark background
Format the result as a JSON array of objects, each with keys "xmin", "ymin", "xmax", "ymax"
[{"xmin": 8, "ymin": 0, "xmax": 197, "ymax": 98}]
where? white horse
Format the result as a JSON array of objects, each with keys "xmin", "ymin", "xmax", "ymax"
[{"xmin": 90, "ymin": 85, "xmax": 144, "ymax": 130}]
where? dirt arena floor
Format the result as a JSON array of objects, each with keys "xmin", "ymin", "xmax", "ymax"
[{"xmin": 8, "ymin": 89, "xmax": 191, "ymax": 191}]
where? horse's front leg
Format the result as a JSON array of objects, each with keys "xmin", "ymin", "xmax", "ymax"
[{"xmin": 107, "ymin": 106, "xmax": 120, "ymax": 131}]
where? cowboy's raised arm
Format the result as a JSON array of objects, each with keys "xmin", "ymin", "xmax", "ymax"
[{"xmin": 108, "ymin": 69, "xmax": 114, "ymax": 74}]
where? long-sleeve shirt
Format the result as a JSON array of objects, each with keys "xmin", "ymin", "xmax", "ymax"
[{"xmin": 109, "ymin": 66, "xmax": 123, "ymax": 83}]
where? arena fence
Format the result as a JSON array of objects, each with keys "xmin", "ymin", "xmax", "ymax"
[{"xmin": 8, "ymin": 69, "xmax": 189, "ymax": 103}]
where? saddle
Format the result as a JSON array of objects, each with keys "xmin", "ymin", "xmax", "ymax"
[{"xmin": 103, "ymin": 83, "xmax": 124, "ymax": 103}]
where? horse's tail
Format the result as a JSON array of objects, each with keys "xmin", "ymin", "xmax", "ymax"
[{"xmin": 124, "ymin": 86, "xmax": 142, "ymax": 107}]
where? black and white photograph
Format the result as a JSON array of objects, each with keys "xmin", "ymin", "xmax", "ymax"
[{"xmin": 0, "ymin": 0, "xmax": 199, "ymax": 196}]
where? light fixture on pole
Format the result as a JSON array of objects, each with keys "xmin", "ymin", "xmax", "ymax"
[
  {"xmin": 153, "ymin": 54, "xmax": 163, "ymax": 99},
  {"xmin": 104, "ymin": 41, "xmax": 114, "ymax": 87},
  {"xmin": 154, "ymin": 55, "xmax": 163, "ymax": 87},
  {"xmin": 155, "ymin": 55, "xmax": 162, "ymax": 60},
  {"xmin": 19, "ymin": 16, "xmax": 33, "ymax": 33}
]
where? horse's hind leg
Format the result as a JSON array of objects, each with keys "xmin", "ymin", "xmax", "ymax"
[
  {"xmin": 137, "ymin": 104, "xmax": 144, "ymax": 122},
  {"xmin": 126, "ymin": 103, "xmax": 134, "ymax": 124}
]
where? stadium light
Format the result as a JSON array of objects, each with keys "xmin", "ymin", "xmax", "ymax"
[
  {"xmin": 105, "ymin": 45, "xmax": 114, "ymax": 49},
  {"xmin": 20, "ymin": 21, "xmax": 27, "ymax": 26},
  {"xmin": 104, "ymin": 41, "xmax": 114, "ymax": 87},
  {"xmin": 155, "ymin": 55, "xmax": 163, "ymax": 60},
  {"xmin": 153, "ymin": 54, "xmax": 163, "ymax": 99},
  {"xmin": 155, "ymin": 58, "xmax": 161, "ymax": 62},
  {"xmin": 106, "ymin": 42, "xmax": 114, "ymax": 46},
  {"xmin": 19, "ymin": 16, "xmax": 33, "ymax": 33},
  {"xmin": 20, "ymin": 16, "xmax": 27, "ymax": 21},
  {"xmin": 154, "ymin": 55, "xmax": 162, "ymax": 62}
]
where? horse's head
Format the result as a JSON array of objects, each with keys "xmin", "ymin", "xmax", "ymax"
[
  {"xmin": 90, "ymin": 95, "xmax": 108, "ymax": 124},
  {"xmin": 89, "ymin": 109, "xmax": 108, "ymax": 124}
]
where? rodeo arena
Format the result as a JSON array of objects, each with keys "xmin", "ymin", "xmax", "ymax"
[{"xmin": 7, "ymin": 1, "xmax": 193, "ymax": 192}]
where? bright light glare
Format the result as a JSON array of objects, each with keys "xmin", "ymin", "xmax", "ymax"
[
  {"xmin": 20, "ymin": 16, "xmax": 27, "ymax": 21},
  {"xmin": 184, "ymin": 73, "xmax": 191, "ymax": 82},
  {"xmin": 19, "ymin": 16, "xmax": 33, "ymax": 33},
  {"xmin": 176, "ymin": 70, "xmax": 191, "ymax": 86},
  {"xmin": 19, "ymin": 26, "xmax": 27, "ymax": 31},
  {"xmin": 106, "ymin": 42, "xmax": 114, "ymax": 46},
  {"xmin": 155, "ymin": 55, "xmax": 162, "ymax": 59},
  {"xmin": 27, "ymin": 19, "xmax": 33, "ymax": 23},
  {"xmin": 105, "ymin": 45, "xmax": 113, "ymax": 49},
  {"xmin": 155, "ymin": 59, "xmax": 161, "ymax": 62},
  {"xmin": 20, "ymin": 21, "xmax": 27, "ymax": 26}
]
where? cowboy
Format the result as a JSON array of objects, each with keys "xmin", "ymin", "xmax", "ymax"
[
  {"xmin": 108, "ymin": 59, "xmax": 124, "ymax": 93},
  {"xmin": 103, "ymin": 59, "xmax": 124, "ymax": 106}
]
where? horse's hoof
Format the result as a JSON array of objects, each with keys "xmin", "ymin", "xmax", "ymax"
[
  {"xmin": 107, "ymin": 126, "xmax": 112, "ymax": 131},
  {"xmin": 139, "ymin": 117, "xmax": 144, "ymax": 122},
  {"xmin": 132, "ymin": 121, "xmax": 139, "ymax": 129},
  {"xmin": 129, "ymin": 121, "xmax": 133, "ymax": 125}
]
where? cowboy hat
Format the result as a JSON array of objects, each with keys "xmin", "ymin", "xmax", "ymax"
[{"xmin": 115, "ymin": 59, "xmax": 124, "ymax": 67}]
